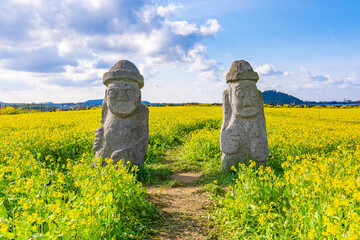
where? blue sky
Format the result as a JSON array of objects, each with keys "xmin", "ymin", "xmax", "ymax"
[{"xmin": 0, "ymin": 0, "xmax": 359, "ymax": 103}]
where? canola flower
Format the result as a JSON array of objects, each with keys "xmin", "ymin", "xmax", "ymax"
[
  {"xmin": 0, "ymin": 105, "xmax": 359, "ymax": 239},
  {"xmin": 0, "ymin": 109, "xmax": 155, "ymax": 239},
  {"xmin": 213, "ymin": 107, "xmax": 360, "ymax": 239}
]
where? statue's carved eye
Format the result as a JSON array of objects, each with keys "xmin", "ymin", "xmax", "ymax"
[
  {"xmin": 236, "ymin": 90, "xmax": 245, "ymax": 98},
  {"xmin": 108, "ymin": 89, "xmax": 117, "ymax": 95},
  {"xmin": 126, "ymin": 89, "xmax": 135, "ymax": 96}
]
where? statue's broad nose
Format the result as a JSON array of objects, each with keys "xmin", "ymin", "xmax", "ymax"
[
  {"xmin": 243, "ymin": 94, "xmax": 252, "ymax": 106},
  {"xmin": 118, "ymin": 90, "xmax": 128, "ymax": 101}
]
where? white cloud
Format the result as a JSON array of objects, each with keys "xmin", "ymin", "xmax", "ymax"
[
  {"xmin": 57, "ymin": 37, "xmax": 87, "ymax": 57},
  {"xmin": 168, "ymin": 20, "xmax": 198, "ymax": 36},
  {"xmin": 167, "ymin": 19, "xmax": 221, "ymax": 37},
  {"xmin": 300, "ymin": 66, "xmax": 330, "ymax": 82},
  {"xmin": 185, "ymin": 44, "xmax": 216, "ymax": 72},
  {"xmin": 157, "ymin": 3, "xmax": 183, "ymax": 17},
  {"xmin": 139, "ymin": 2, "xmax": 183, "ymax": 23},
  {"xmin": 0, "ymin": 0, "xmax": 222, "ymax": 102},
  {"xmin": 138, "ymin": 63, "xmax": 158, "ymax": 79},
  {"xmin": 199, "ymin": 19, "xmax": 222, "ymax": 36},
  {"xmin": 182, "ymin": 44, "xmax": 221, "ymax": 84},
  {"xmin": 260, "ymin": 65, "xmax": 360, "ymax": 101},
  {"xmin": 255, "ymin": 63, "xmax": 292, "ymax": 77}
]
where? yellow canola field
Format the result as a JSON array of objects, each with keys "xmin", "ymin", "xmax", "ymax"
[
  {"xmin": 0, "ymin": 106, "xmax": 359, "ymax": 239},
  {"xmin": 0, "ymin": 109, "xmax": 155, "ymax": 239},
  {"xmin": 214, "ymin": 107, "xmax": 360, "ymax": 239}
]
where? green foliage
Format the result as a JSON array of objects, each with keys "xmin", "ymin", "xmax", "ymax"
[
  {"xmin": 211, "ymin": 108, "xmax": 360, "ymax": 239},
  {"xmin": 0, "ymin": 106, "xmax": 40, "ymax": 115},
  {"xmin": 262, "ymin": 90, "xmax": 304, "ymax": 105},
  {"xmin": 1, "ymin": 105, "xmax": 360, "ymax": 239},
  {"xmin": 0, "ymin": 106, "xmax": 19, "ymax": 115},
  {"xmin": 0, "ymin": 109, "xmax": 156, "ymax": 239}
]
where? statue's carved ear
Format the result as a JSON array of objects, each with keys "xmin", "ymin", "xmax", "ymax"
[
  {"xmin": 223, "ymin": 89, "xmax": 230, "ymax": 103},
  {"xmin": 101, "ymin": 90, "xmax": 108, "ymax": 125},
  {"xmin": 258, "ymin": 89, "xmax": 264, "ymax": 104},
  {"xmin": 227, "ymin": 88, "xmax": 232, "ymax": 103},
  {"xmin": 222, "ymin": 89, "xmax": 231, "ymax": 130},
  {"xmin": 257, "ymin": 90, "xmax": 265, "ymax": 113}
]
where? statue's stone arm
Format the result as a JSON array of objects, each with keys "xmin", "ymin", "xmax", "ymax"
[
  {"xmin": 221, "ymin": 89, "xmax": 241, "ymax": 154},
  {"xmin": 110, "ymin": 134, "xmax": 148, "ymax": 164},
  {"xmin": 220, "ymin": 125, "xmax": 242, "ymax": 155},
  {"xmin": 220, "ymin": 89, "xmax": 231, "ymax": 132},
  {"xmin": 93, "ymin": 127, "xmax": 104, "ymax": 153},
  {"xmin": 93, "ymin": 94, "xmax": 107, "ymax": 155}
]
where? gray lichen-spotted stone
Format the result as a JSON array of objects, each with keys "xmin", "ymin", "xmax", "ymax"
[
  {"xmin": 220, "ymin": 60, "xmax": 268, "ymax": 171},
  {"xmin": 93, "ymin": 60, "xmax": 149, "ymax": 166}
]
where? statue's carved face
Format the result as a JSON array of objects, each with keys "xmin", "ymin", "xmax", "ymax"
[
  {"xmin": 229, "ymin": 81, "xmax": 259, "ymax": 118},
  {"xmin": 107, "ymin": 81, "xmax": 140, "ymax": 118}
]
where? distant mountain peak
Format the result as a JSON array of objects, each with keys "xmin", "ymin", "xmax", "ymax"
[{"xmin": 262, "ymin": 90, "xmax": 304, "ymax": 105}]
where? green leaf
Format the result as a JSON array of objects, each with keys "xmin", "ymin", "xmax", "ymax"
[{"xmin": 0, "ymin": 201, "xmax": 8, "ymax": 218}]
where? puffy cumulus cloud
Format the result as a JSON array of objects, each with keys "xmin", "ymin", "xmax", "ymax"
[
  {"xmin": 168, "ymin": 19, "xmax": 221, "ymax": 37},
  {"xmin": 157, "ymin": 3, "xmax": 183, "ymax": 17},
  {"xmin": 254, "ymin": 64, "xmax": 360, "ymax": 101},
  {"xmin": 0, "ymin": 59, "xmax": 106, "ymax": 102},
  {"xmin": 137, "ymin": 63, "xmax": 159, "ymax": 80},
  {"xmin": 140, "ymin": 2, "xmax": 183, "ymax": 23},
  {"xmin": 281, "ymin": 66, "xmax": 360, "ymax": 101},
  {"xmin": 254, "ymin": 63, "xmax": 292, "ymax": 77},
  {"xmin": 0, "ymin": 0, "xmax": 222, "ymax": 102},
  {"xmin": 185, "ymin": 44, "xmax": 217, "ymax": 72},
  {"xmin": 300, "ymin": 66, "xmax": 331, "ymax": 82},
  {"xmin": 183, "ymin": 44, "xmax": 221, "ymax": 85},
  {"xmin": 168, "ymin": 21, "xmax": 198, "ymax": 36},
  {"xmin": 200, "ymin": 19, "xmax": 222, "ymax": 36}
]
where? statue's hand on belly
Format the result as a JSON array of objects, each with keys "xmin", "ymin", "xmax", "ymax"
[
  {"xmin": 111, "ymin": 149, "xmax": 132, "ymax": 164},
  {"xmin": 221, "ymin": 125, "xmax": 243, "ymax": 154}
]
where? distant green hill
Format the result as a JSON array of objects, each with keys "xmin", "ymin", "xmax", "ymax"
[{"xmin": 262, "ymin": 90, "xmax": 304, "ymax": 105}]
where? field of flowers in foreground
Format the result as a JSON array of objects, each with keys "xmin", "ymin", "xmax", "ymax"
[
  {"xmin": 0, "ymin": 109, "xmax": 156, "ymax": 239},
  {"xmin": 212, "ymin": 107, "xmax": 360, "ymax": 239},
  {"xmin": 0, "ymin": 106, "xmax": 359, "ymax": 239}
]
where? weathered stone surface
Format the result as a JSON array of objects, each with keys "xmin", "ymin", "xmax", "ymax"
[
  {"xmin": 94, "ymin": 60, "xmax": 149, "ymax": 166},
  {"xmin": 220, "ymin": 60, "xmax": 268, "ymax": 171}
]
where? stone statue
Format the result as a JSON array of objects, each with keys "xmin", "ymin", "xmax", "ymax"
[
  {"xmin": 220, "ymin": 60, "xmax": 268, "ymax": 171},
  {"xmin": 93, "ymin": 60, "xmax": 149, "ymax": 166}
]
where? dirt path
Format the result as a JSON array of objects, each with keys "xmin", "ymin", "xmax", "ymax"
[{"xmin": 146, "ymin": 173, "xmax": 217, "ymax": 240}]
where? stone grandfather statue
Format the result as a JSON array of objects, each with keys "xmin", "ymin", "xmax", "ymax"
[
  {"xmin": 93, "ymin": 60, "xmax": 149, "ymax": 166},
  {"xmin": 220, "ymin": 60, "xmax": 268, "ymax": 171}
]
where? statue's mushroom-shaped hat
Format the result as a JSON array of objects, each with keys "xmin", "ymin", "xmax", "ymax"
[
  {"xmin": 103, "ymin": 60, "xmax": 144, "ymax": 89},
  {"xmin": 226, "ymin": 60, "xmax": 259, "ymax": 83}
]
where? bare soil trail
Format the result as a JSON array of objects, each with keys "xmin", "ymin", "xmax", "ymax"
[{"xmin": 146, "ymin": 173, "xmax": 218, "ymax": 240}]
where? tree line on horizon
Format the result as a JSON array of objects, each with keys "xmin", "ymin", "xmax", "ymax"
[{"xmin": 1, "ymin": 90, "xmax": 359, "ymax": 112}]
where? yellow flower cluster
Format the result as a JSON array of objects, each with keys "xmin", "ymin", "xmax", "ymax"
[
  {"xmin": 0, "ymin": 109, "xmax": 154, "ymax": 239},
  {"xmin": 1, "ymin": 105, "xmax": 359, "ymax": 239},
  {"xmin": 214, "ymin": 107, "xmax": 360, "ymax": 239}
]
